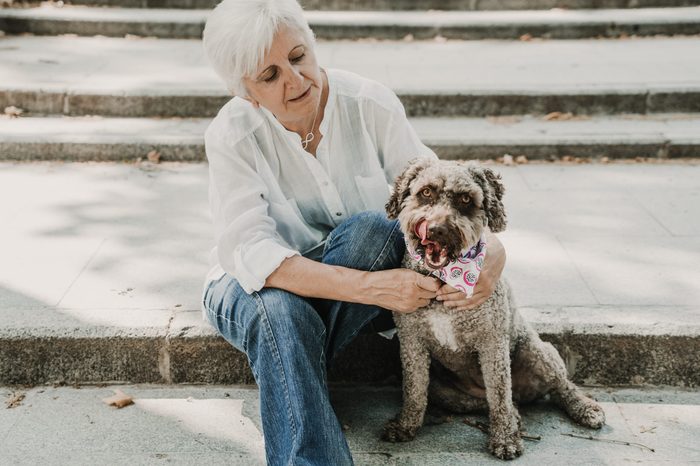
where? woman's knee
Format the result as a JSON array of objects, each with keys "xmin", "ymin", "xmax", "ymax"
[
  {"xmin": 205, "ymin": 276, "xmax": 324, "ymax": 351},
  {"xmin": 252, "ymin": 287, "xmax": 326, "ymax": 341},
  {"xmin": 322, "ymin": 210, "xmax": 404, "ymax": 271}
]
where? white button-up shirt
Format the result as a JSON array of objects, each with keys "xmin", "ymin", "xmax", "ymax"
[{"xmin": 204, "ymin": 68, "xmax": 437, "ymax": 295}]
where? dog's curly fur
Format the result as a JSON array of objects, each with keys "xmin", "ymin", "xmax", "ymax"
[{"xmin": 381, "ymin": 159, "xmax": 605, "ymax": 460}]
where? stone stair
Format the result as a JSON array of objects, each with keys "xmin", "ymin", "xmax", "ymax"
[{"xmin": 0, "ymin": 0, "xmax": 699, "ymax": 387}]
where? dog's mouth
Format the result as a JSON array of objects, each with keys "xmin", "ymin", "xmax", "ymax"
[{"xmin": 414, "ymin": 219, "xmax": 450, "ymax": 269}]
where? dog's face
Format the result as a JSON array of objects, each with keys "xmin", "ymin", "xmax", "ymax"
[{"xmin": 386, "ymin": 158, "xmax": 506, "ymax": 270}]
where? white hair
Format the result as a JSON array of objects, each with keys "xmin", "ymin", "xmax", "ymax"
[{"xmin": 203, "ymin": 0, "xmax": 315, "ymax": 97}]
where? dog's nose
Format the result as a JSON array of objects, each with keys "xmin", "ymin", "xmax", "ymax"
[{"xmin": 428, "ymin": 224, "xmax": 450, "ymax": 243}]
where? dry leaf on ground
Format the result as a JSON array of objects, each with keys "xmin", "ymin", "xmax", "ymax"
[
  {"xmin": 501, "ymin": 154, "xmax": 515, "ymax": 166},
  {"xmin": 4, "ymin": 106, "xmax": 23, "ymax": 118},
  {"xmin": 543, "ymin": 111, "xmax": 573, "ymax": 121},
  {"xmin": 520, "ymin": 33, "xmax": 533, "ymax": 41},
  {"xmin": 487, "ymin": 115, "xmax": 521, "ymax": 125},
  {"xmin": 102, "ymin": 389, "xmax": 134, "ymax": 409},
  {"xmin": 5, "ymin": 392, "xmax": 25, "ymax": 409},
  {"xmin": 515, "ymin": 155, "xmax": 529, "ymax": 164},
  {"xmin": 147, "ymin": 150, "xmax": 161, "ymax": 164}
]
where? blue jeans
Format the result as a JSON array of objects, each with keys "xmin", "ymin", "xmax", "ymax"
[{"xmin": 203, "ymin": 211, "xmax": 404, "ymax": 466}]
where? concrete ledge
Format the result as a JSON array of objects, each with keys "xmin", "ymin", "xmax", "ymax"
[
  {"xmin": 3, "ymin": 7, "xmax": 700, "ymax": 40},
  {"xmin": 4, "ymin": 88, "xmax": 700, "ymax": 118},
  {"xmin": 2, "ymin": 35, "xmax": 699, "ymax": 117},
  {"xmin": 32, "ymin": 0, "xmax": 700, "ymax": 11},
  {"xmin": 3, "ymin": 114, "xmax": 699, "ymax": 161},
  {"xmin": 1, "ymin": 307, "xmax": 698, "ymax": 386}
]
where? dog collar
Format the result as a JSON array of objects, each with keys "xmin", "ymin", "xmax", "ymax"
[{"xmin": 406, "ymin": 234, "xmax": 487, "ymax": 298}]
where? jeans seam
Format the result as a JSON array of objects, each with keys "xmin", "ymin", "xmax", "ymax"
[
  {"xmin": 332, "ymin": 220, "xmax": 401, "ymax": 358},
  {"xmin": 368, "ymin": 219, "xmax": 401, "ymax": 272},
  {"xmin": 253, "ymin": 292, "xmax": 299, "ymax": 443}
]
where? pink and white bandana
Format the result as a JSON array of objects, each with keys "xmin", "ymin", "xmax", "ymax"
[{"xmin": 407, "ymin": 235, "xmax": 487, "ymax": 298}]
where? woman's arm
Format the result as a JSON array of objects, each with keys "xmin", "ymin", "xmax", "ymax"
[
  {"xmin": 435, "ymin": 230, "xmax": 506, "ymax": 310},
  {"xmin": 265, "ymin": 256, "xmax": 441, "ymax": 314}
]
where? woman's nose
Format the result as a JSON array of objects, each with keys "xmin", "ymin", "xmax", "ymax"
[{"xmin": 284, "ymin": 64, "xmax": 304, "ymax": 89}]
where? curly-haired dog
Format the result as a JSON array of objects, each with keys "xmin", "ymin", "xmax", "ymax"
[{"xmin": 381, "ymin": 158, "xmax": 605, "ymax": 460}]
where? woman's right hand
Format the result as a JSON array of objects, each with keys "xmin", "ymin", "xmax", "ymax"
[{"xmin": 362, "ymin": 269, "xmax": 441, "ymax": 314}]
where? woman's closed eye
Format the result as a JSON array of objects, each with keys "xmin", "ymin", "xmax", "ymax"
[{"xmin": 261, "ymin": 54, "xmax": 306, "ymax": 83}]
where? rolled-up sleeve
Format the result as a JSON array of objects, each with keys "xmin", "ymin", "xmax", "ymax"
[
  {"xmin": 370, "ymin": 85, "xmax": 438, "ymax": 182},
  {"xmin": 205, "ymin": 123, "xmax": 299, "ymax": 294}
]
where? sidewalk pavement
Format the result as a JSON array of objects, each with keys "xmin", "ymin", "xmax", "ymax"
[
  {"xmin": 0, "ymin": 160, "xmax": 698, "ymax": 385},
  {"xmin": 1, "ymin": 384, "xmax": 698, "ymax": 465}
]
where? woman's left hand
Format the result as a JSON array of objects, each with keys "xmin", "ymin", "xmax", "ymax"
[{"xmin": 435, "ymin": 230, "xmax": 506, "ymax": 311}]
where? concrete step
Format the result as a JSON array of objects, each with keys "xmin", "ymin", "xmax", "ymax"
[
  {"xmin": 1, "ymin": 162, "xmax": 698, "ymax": 386},
  {"xmin": 2, "ymin": 35, "xmax": 700, "ymax": 118},
  {"xmin": 2, "ymin": 114, "xmax": 700, "ymax": 161},
  {"xmin": 3, "ymin": 6, "xmax": 700, "ymax": 40},
  {"xmin": 28, "ymin": 0, "xmax": 700, "ymax": 11},
  {"xmin": 1, "ymin": 385, "xmax": 699, "ymax": 464}
]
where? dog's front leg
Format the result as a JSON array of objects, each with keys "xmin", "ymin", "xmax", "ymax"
[
  {"xmin": 382, "ymin": 335, "xmax": 430, "ymax": 442},
  {"xmin": 479, "ymin": 340, "xmax": 524, "ymax": 460}
]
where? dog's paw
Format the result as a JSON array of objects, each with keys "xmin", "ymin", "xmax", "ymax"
[
  {"xmin": 489, "ymin": 431, "xmax": 524, "ymax": 460},
  {"xmin": 577, "ymin": 401, "xmax": 606, "ymax": 429},
  {"xmin": 381, "ymin": 419, "xmax": 418, "ymax": 443}
]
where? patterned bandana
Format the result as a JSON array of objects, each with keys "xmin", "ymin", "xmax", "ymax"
[{"xmin": 407, "ymin": 235, "xmax": 487, "ymax": 298}]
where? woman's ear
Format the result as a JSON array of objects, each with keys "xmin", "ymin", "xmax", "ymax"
[{"xmin": 386, "ymin": 158, "xmax": 432, "ymax": 219}]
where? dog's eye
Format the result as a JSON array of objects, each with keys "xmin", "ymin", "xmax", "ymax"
[
  {"xmin": 460, "ymin": 194, "xmax": 471, "ymax": 205},
  {"xmin": 421, "ymin": 187, "xmax": 433, "ymax": 198}
]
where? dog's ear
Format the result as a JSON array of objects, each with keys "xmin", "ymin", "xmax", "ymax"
[
  {"xmin": 386, "ymin": 158, "xmax": 432, "ymax": 219},
  {"xmin": 469, "ymin": 165, "xmax": 507, "ymax": 232}
]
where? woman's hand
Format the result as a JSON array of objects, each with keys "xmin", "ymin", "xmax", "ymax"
[
  {"xmin": 436, "ymin": 231, "xmax": 506, "ymax": 311},
  {"xmin": 363, "ymin": 269, "xmax": 441, "ymax": 314}
]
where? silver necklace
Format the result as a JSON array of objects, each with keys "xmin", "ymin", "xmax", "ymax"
[{"xmin": 301, "ymin": 99, "xmax": 320, "ymax": 150}]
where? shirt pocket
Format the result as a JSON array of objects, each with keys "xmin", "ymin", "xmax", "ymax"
[{"xmin": 355, "ymin": 174, "xmax": 390, "ymax": 212}]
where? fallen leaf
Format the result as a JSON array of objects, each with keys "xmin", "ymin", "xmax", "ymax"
[
  {"xmin": 487, "ymin": 115, "xmax": 521, "ymax": 125},
  {"xmin": 402, "ymin": 34, "xmax": 414, "ymax": 42},
  {"xmin": 5, "ymin": 392, "xmax": 25, "ymax": 409},
  {"xmin": 543, "ymin": 111, "xmax": 573, "ymax": 121},
  {"xmin": 102, "ymin": 389, "xmax": 134, "ymax": 409},
  {"xmin": 501, "ymin": 154, "xmax": 515, "ymax": 166},
  {"xmin": 515, "ymin": 155, "xmax": 529, "ymax": 164},
  {"xmin": 520, "ymin": 33, "xmax": 533, "ymax": 41},
  {"xmin": 147, "ymin": 150, "xmax": 161, "ymax": 164},
  {"xmin": 4, "ymin": 106, "xmax": 23, "ymax": 118}
]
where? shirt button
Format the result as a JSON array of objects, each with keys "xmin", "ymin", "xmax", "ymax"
[{"xmin": 335, "ymin": 212, "xmax": 343, "ymax": 217}]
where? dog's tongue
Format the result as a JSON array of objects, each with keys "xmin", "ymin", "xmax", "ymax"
[
  {"xmin": 415, "ymin": 219, "xmax": 428, "ymax": 242},
  {"xmin": 415, "ymin": 219, "xmax": 438, "ymax": 247}
]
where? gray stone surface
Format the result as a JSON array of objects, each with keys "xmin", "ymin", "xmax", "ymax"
[
  {"xmin": 1, "ymin": 35, "xmax": 700, "ymax": 117},
  {"xmin": 3, "ymin": 113, "xmax": 700, "ymax": 161},
  {"xmin": 0, "ymin": 161, "xmax": 699, "ymax": 385},
  {"xmin": 19, "ymin": 0, "xmax": 700, "ymax": 10},
  {"xmin": 3, "ymin": 6, "xmax": 700, "ymax": 39},
  {"xmin": 0, "ymin": 385, "xmax": 698, "ymax": 465}
]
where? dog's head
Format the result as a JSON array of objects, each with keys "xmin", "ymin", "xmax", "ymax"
[{"xmin": 386, "ymin": 158, "xmax": 506, "ymax": 270}]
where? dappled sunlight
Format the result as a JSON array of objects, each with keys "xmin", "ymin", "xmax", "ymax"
[
  {"xmin": 0, "ymin": 162, "xmax": 211, "ymax": 313},
  {"xmin": 135, "ymin": 398, "xmax": 265, "ymax": 463}
]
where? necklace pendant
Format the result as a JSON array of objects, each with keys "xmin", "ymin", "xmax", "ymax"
[{"xmin": 301, "ymin": 132, "xmax": 315, "ymax": 149}]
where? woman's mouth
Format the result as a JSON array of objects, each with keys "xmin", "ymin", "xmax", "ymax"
[{"xmin": 289, "ymin": 87, "xmax": 311, "ymax": 102}]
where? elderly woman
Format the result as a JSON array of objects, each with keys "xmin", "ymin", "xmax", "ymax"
[{"xmin": 201, "ymin": 0, "xmax": 506, "ymax": 464}]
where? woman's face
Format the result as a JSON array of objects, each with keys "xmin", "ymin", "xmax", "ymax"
[{"xmin": 242, "ymin": 25, "xmax": 323, "ymax": 129}]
